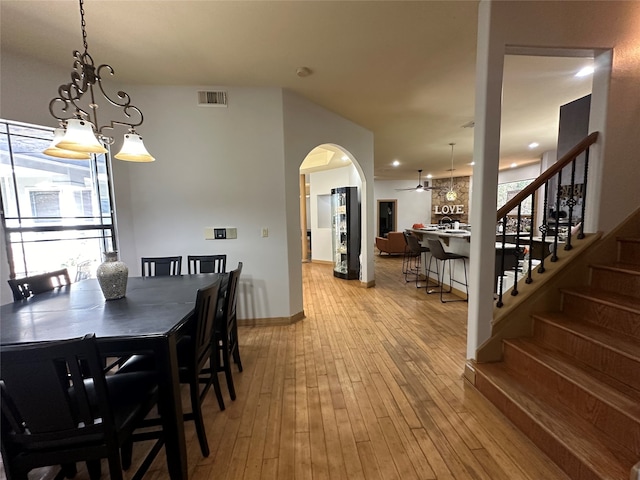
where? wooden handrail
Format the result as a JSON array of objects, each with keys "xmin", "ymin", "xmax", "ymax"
[{"xmin": 497, "ymin": 132, "xmax": 599, "ymax": 220}]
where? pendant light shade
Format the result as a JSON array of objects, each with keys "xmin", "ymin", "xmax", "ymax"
[
  {"xmin": 55, "ymin": 119, "xmax": 107, "ymax": 154},
  {"xmin": 43, "ymin": 128, "xmax": 91, "ymax": 159},
  {"xmin": 114, "ymin": 132, "xmax": 155, "ymax": 162}
]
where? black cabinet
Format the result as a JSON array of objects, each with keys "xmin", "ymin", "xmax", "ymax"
[{"xmin": 331, "ymin": 186, "xmax": 360, "ymax": 280}]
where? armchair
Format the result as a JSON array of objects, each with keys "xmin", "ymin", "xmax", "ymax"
[{"xmin": 375, "ymin": 231, "xmax": 406, "ymax": 255}]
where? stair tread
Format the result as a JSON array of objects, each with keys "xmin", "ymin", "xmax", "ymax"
[
  {"xmin": 591, "ymin": 262, "xmax": 640, "ymax": 275},
  {"xmin": 617, "ymin": 237, "xmax": 640, "ymax": 243},
  {"xmin": 562, "ymin": 286, "xmax": 640, "ymax": 314},
  {"xmin": 506, "ymin": 337, "xmax": 640, "ymax": 417},
  {"xmin": 534, "ymin": 311, "xmax": 640, "ymax": 360},
  {"xmin": 476, "ymin": 362, "xmax": 635, "ymax": 477}
]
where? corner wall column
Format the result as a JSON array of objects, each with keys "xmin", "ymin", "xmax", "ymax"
[{"xmin": 467, "ymin": 0, "xmax": 504, "ymax": 359}]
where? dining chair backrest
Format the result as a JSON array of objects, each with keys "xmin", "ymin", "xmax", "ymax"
[
  {"xmin": 1, "ymin": 335, "xmax": 117, "ymax": 478},
  {"xmin": 221, "ymin": 262, "xmax": 243, "ymax": 331},
  {"xmin": 7, "ymin": 268, "xmax": 71, "ymax": 301},
  {"xmin": 190, "ymin": 279, "xmax": 222, "ymax": 373},
  {"xmin": 187, "ymin": 254, "xmax": 227, "ymax": 274},
  {"xmin": 141, "ymin": 256, "xmax": 182, "ymax": 276},
  {"xmin": 0, "ymin": 334, "xmax": 162, "ymax": 479}
]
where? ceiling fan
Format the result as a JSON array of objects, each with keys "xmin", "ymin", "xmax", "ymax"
[{"xmin": 395, "ymin": 169, "xmax": 434, "ymax": 192}]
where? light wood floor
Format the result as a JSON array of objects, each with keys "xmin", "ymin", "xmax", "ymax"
[{"xmin": 13, "ymin": 256, "xmax": 571, "ymax": 480}]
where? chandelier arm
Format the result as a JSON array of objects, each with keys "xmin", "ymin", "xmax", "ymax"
[
  {"xmin": 48, "ymin": 51, "xmax": 96, "ymax": 122},
  {"xmin": 93, "ymin": 64, "xmax": 144, "ymax": 135}
]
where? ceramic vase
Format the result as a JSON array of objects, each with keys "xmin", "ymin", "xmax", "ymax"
[{"xmin": 96, "ymin": 251, "xmax": 128, "ymax": 300}]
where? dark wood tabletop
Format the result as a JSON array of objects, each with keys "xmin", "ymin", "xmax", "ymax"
[{"xmin": 0, "ymin": 273, "xmax": 224, "ymax": 480}]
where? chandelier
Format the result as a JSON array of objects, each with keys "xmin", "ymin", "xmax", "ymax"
[{"xmin": 43, "ymin": 0, "xmax": 155, "ymax": 162}]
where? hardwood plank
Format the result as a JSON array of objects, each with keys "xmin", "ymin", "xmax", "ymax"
[{"xmin": 5, "ymin": 256, "xmax": 570, "ymax": 480}]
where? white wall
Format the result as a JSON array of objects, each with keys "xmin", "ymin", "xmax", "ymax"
[
  {"xmin": 374, "ymin": 180, "xmax": 433, "ymax": 234},
  {"xmin": 0, "ymin": 53, "xmax": 375, "ymax": 314},
  {"xmin": 282, "ymin": 90, "xmax": 374, "ymax": 298},
  {"xmin": 309, "ymin": 166, "xmax": 353, "ymax": 262}
]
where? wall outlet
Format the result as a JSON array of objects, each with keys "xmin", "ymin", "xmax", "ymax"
[{"xmin": 261, "ymin": 227, "xmax": 269, "ymax": 238}]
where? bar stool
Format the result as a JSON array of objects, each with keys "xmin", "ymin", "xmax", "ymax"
[
  {"xmin": 404, "ymin": 233, "xmax": 439, "ymax": 288},
  {"xmin": 426, "ymin": 238, "xmax": 468, "ymax": 303}
]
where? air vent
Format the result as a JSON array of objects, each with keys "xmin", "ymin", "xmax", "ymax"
[{"xmin": 198, "ymin": 91, "xmax": 228, "ymax": 107}]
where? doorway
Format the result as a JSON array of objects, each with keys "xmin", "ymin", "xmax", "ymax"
[{"xmin": 377, "ymin": 200, "xmax": 397, "ymax": 237}]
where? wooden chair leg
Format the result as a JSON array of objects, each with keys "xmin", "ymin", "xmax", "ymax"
[
  {"xmin": 121, "ymin": 438, "xmax": 133, "ymax": 470},
  {"xmin": 86, "ymin": 459, "xmax": 102, "ymax": 480},
  {"xmin": 190, "ymin": 380, "xmax": 210, "ymax": 457}
]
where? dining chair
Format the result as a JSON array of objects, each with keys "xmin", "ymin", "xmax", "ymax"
[
  {"xmin": 188, "ymin": 254, "xmax": 227, "ymax": 274},
  {"xmin": 116, "ymin": 279, "xmax": 223, "ymax": 457},
  {"xmin": 426, "ymin": 238, "xmax": 468, "ymax": 303},
  {"xmin": 7, "ymin": 268, "xmax": 71, "ymax": 301},
  {"xmin": 0, "ymin": 334, "xmax": 163, "ymax": 480},
  {"xmin": 141, "ymin": 256, "xmax": 182, "ymax": 276},
  {"xmin": 212, "ymin": 262, "xmax": 244, "ymax": 407}
]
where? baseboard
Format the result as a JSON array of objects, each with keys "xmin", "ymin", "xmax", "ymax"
[
  {"xmin": 360, "ymin": 279, "xmax": 375, "ymax": 288},
  {"xmin": 463, "ymin": 360, "xmax": 477, "ymax": 385},
  {"xmin": 311, "ymin": 259, "xmax": 333, "ymax": 265},
  {"xmin": 238, "ymin": 310, "xmax": 305, "ymax": 326}
]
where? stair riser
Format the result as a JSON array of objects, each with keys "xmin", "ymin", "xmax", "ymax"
[
  {"xmin": 475, "ymin": 371, "xmax": 602, "ymax": 480},
  {"xmin": 503, "ymin": 341, "xmax": 640, "ymax": 456},
  {"xmin": 533, "ymin": 320, "xmax": 640, "ymax": 392},
  {"xmin": 619, "ymin": 240, "xmax": 640, "ymax": 265},
  {"xmin": 562, "ymin": 293, "xmax": 640, "ymax": 340},
  {"xmin": 590, "ymin": 267, "xmax": 640, "ymax": 300}
]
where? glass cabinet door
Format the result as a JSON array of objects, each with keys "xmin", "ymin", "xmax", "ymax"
[{"xmin": 331, "ymin": 186, "xmax": 360, "ymax": 280}]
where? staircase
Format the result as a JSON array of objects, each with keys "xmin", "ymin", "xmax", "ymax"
[{"xmin": 475, "ymin": 236, "xmax": 640, "ymax": 480}]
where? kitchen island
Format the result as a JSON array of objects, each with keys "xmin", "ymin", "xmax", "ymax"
[{"xmin": 410, "ymin": 227, "xmax": 520, "ymax": 296}]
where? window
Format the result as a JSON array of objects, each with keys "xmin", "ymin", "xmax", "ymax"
[{"xmin": 0, "ymin": 119, "xmax": 117, "ymax": 280}]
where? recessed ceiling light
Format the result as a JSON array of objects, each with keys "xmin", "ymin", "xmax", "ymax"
[
  {"xmin": 392, "ymin": 160, "xmax": 400, "ymax": 167},
  {"xmin": 575, "ymin": 66, "xmax": 594, "ymax": 77},
  {"xmin": 426, "ymin": 174, "xmax": 433, "ymax": 179},
  {"xmin": 510, "ymin": 162, "xmax": 518, "ymax": 168},
  {"xmin": 528, "ymin": 142, "xmax": 539, "ymax": 149}
]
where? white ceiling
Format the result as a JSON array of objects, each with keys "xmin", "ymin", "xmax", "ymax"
[{"xmin": 1, "ymin": 1, "xmax": 593, "ymax": 181}]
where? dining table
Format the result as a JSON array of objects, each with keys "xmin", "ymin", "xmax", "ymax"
[{"xmin": 0, "ymin": 273, "xmax": 225, "ymax": 480}]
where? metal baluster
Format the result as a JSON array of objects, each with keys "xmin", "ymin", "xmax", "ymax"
[
  {"xmin": 526, "ymin": 190, "xmax": 535, "ymax": 284},
  {"xmin": 551, "ymin": 169, "xmax": 563, "ymax": 262},
  {"xmin": 538, "ymin": 181, "xmax": 549, "ymax": 274},
  {"xmin": 578, "ymin": 147, "xmax": 590, "ymax": 240},
  {"xmin": 511, "ymin": 203, "xmax": 522, "ymax": 296},
  {"xmin": 564, "ymin": 157, "xmax": 577, "ymax": 251},
  {"xmin": 496, "ymin": 215, "xmax": 507, "ymax": 308}
]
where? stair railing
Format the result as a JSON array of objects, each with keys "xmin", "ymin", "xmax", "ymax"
[{"xmin": 495, "ymin": 132, "xmax": 599, "ymax": 307}]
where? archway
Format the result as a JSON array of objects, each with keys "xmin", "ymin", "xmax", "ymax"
[{"xmin": 299, "ymin": 144, "xmax": 364, "ymax": 274}]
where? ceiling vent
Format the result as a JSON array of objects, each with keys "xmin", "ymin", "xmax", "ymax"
[{"xmin": 198, "ymin": 91, "xmax": 228, "ymax": 107}]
